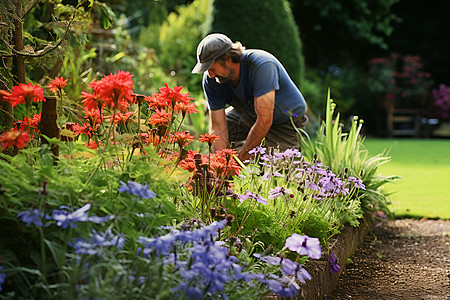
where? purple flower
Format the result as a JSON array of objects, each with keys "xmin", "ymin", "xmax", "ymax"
[
  {"xmin": 328, "ymin": 252, "xmax": 341, "ymax": 274},
  {"xmin": 296, "ymin": 265, "xmax": 312, "ymax": 283},
  {"xmin": 280, "ymin": 258, "xmax": 311, "ymax": 283},
  {"xmin": 237, "ymin": 191, "xmax": 267, "ymax": 205},
  {"xmin": 0, "ymin": 266, "xmax": 6, "ymax": 292},
  {"xmin": 263, "ymin": 274, "xmax": 299, "ymax": 298},
  {"xmin": 253, "ymin": 254, "xmax": 312, "ymax": 287},
  {"xmin": 118, "ymin": 180, "xmax": 156, "ymax": 199},
  {"xmin": 280, "ymin": 258, "xmax": 297, "ymax": 275},
  {"xmin": 282, "ymin": 147, "xmax": 301, "ymax": 159},
  {"xmin": 285, "ymin": 233, "xmax": 322, "ymax": 259},
  {"xmin": 17, "ymin": 208, "xmax": 48, "ymax": 227},
  {"xmin": 268, "ymin": 187, "xmax": 290, "ymax": 199},
  {"xmin": 248, "ymin": 146, "xmax": 266, "ymax": 156},
  {"xmin": 348, "ymin": 176, "xmax": 366, "ymax": 190}
]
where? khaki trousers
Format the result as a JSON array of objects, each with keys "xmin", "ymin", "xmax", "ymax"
[{"xmin": 226, "ymin": 107, "xmax": 308, "ymax": 151}]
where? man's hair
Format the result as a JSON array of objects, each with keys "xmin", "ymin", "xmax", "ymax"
[{"xmin": 215, "ymin": 42, "xmax": 245, "ymax": 65}]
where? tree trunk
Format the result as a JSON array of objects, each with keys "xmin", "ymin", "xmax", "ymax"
[{"xmin": 13, "ymin": 2, "xmax": 25, "ymax": 84}]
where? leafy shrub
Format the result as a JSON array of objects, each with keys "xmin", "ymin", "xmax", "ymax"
[
  {"xmin": 157, "ymin": 0, "xmax": 213, "ymax": 93},
  {"xmin": 367, "ymin": 53, "xmax": 433, "ymax": 109}
]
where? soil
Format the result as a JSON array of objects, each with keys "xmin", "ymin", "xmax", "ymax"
[{"xmin": 324, "ymin": 218, "xmax": 450, "ymax": 300}]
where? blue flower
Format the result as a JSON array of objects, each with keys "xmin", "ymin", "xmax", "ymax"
[
  {"xmin": 17, "ymin": 208, "xmax": 48, "ymax": 227},
  {"xmin": 0, "ymin": 266, "xmax": 6, "ymax": 292},
  {"xmin": 137, "ymin": 220, "xmax": 228, "ymax": 257},
  {"xmin": 328, "ymin": 252, "xmax": 341, "ymax": 274},
  {"xmin": 52, "ymin": 204, "xmax": 90, "ymax": 229},
  {"xmin": 118, "ymin": 180, "xmax": 156, "ymax": 199},
  {"xmin": 253, "ymin": 253, "xmax": 281, "ymax": 265},
  {"xmin": 52, "ymin": 204, "xmax": 112, "ymax": 229},
  {"xmin": 285, "ymin": 233, "xmax": 322, "ymax": 259},
  {"xmin": 69, "ymin": 229, "xmax": 126, "ymax": 256}
]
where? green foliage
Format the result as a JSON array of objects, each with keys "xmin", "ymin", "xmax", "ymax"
[
  {"xmin": 0, "ymin": 142, "xmax": 182, "ymax": 298},
  {"xmin": 157, "ymin": 0, "xmax": 212, "ymax": 93},
  {"xmin": 98, "ymin": 19, "xmax": 176, "ymax": 95},
  {"xmin": 303, "ymin": 65, "xmax": 368, "ymax": 126},
  {"xmin": 211, "ymin": 0, "xmax": 304, "ymax": 86}
]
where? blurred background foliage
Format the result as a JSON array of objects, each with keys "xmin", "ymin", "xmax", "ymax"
[{"xmin": 1, "ymin": 0, "xmax": 450, "ymax": 137}]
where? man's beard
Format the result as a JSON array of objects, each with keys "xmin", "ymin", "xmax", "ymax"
[{"xmin": 214, "ymin": 68, "xmax": 234, "ymax": 84}]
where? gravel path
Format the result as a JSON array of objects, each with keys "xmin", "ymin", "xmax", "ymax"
[{"xmin": 324, "ymin": 218, "xmax": 450, "ymax": 299}]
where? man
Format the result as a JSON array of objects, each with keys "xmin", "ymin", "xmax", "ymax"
[{"xmin": 192, "ymin": 33, "xmax": 308, "ymax": 162}]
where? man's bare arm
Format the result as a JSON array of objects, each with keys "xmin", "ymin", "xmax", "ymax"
[
  {"xmin": 209, "ymin": 108, "xmax": 229, "ymax": 152},
  {"xmin": 238, "ymin": 90, "xmax": 275, "ymax": 162}
]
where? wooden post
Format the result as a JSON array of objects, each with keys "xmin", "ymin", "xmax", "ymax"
[{"xmin": 40, "ymin": 96, "xmax": 60, "ymax": 157}]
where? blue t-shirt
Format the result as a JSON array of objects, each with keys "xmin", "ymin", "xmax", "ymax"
[{"xmin": 203, "ymin": 49, "xmax": 307, "ymax": 125}]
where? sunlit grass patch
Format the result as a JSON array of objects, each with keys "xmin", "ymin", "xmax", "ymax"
[{"xmin": 363, "ymin": 138, "xmax": 450, "ymax": 219}]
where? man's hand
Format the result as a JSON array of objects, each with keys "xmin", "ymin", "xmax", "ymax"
[{"xmin": 238, "ymin": 90, "xmax": 275, "ymax": 162}]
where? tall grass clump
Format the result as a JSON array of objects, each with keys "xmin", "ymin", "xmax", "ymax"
[{"xmin": 300, "ymin": 90, "xmax": 398, "ymax": 216}]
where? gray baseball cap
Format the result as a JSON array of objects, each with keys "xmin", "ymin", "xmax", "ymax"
[{"xmin": 191, "ymin": 33, "xmax": 232, "ymax": 74}]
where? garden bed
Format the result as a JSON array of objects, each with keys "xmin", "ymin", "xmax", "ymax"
[
  {"xmin": 267, "ymin": 212, "xmax": 374, "ymax": 299},
  {"xmin": 0, "ymin": 76, "xmax": 393, "ymax": 299}
]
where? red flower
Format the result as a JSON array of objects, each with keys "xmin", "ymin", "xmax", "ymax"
[
  {"xmin": 179, "ymin": 150, "xmax": 207, "ymax": 172},
  {"xmin": 81, "ymin": 91, "xmax": 103, "ymax": 111},
  {"xmin": 114, "ymin": 112, "xmax": 134, "ymax": 125},
  {"xmin": 199, "ymin": 133, "xmax": 220, "ymax": 144},
  {"xmin": 48, "ymin": 76, "xmax": 68, "ymax": 93},
  {"xmin": 145, "ymin": 94, "xmax": 168, "ymax": 111},
  {"xmin": 85, "ymin": 140, "xmax": 101, "ymax": 149},
  {"xmin": 220, "ymin": 148, "xmax": 238, "ymax": 158},
  {"xmin": 148, "ymin": 109, "xmax": 171, "ymax": 126},
  {"xmin": 0, "ymin": 90, "xmax": 11, "ymax": 102},
  {"xmin": 172, "ymin": 131, "xmax": 194, "ymax": 148},
  {"xmin": 90, "ymin": 71, "xmax": 134, "ymax": 111},
  {"xmin": 158, "ymin": 82, "xmax": 191, "ymax": 108},
  {"xmin": 14, "ymin": 113, "xmax": 41, "ymax": 137},
  {"xmin": 84, "ymin": 107, "xmax": 103, "ymax": 126},
  {"xmin": 73, "ymin": 123, "xmax": 97, "ymax": 137},
  {"xmin": 210, "ymin": 148, "xmax": 241, "ymax": 176},
  {"xmin": 0, "ymin": 128, "xmax": 30, "ymax": 150},
  {"xmin": 6, "ymin": 83, "xmax": 45, "ymax": 107},
  {"xmin": 175, "ymin": 101, "xmax": 199, "ymax": 117}
]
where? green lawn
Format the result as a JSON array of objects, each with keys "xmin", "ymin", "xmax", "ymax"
[{"xmin": 363, "ymin": 138, "xmax": 450, "ymax": 220}]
